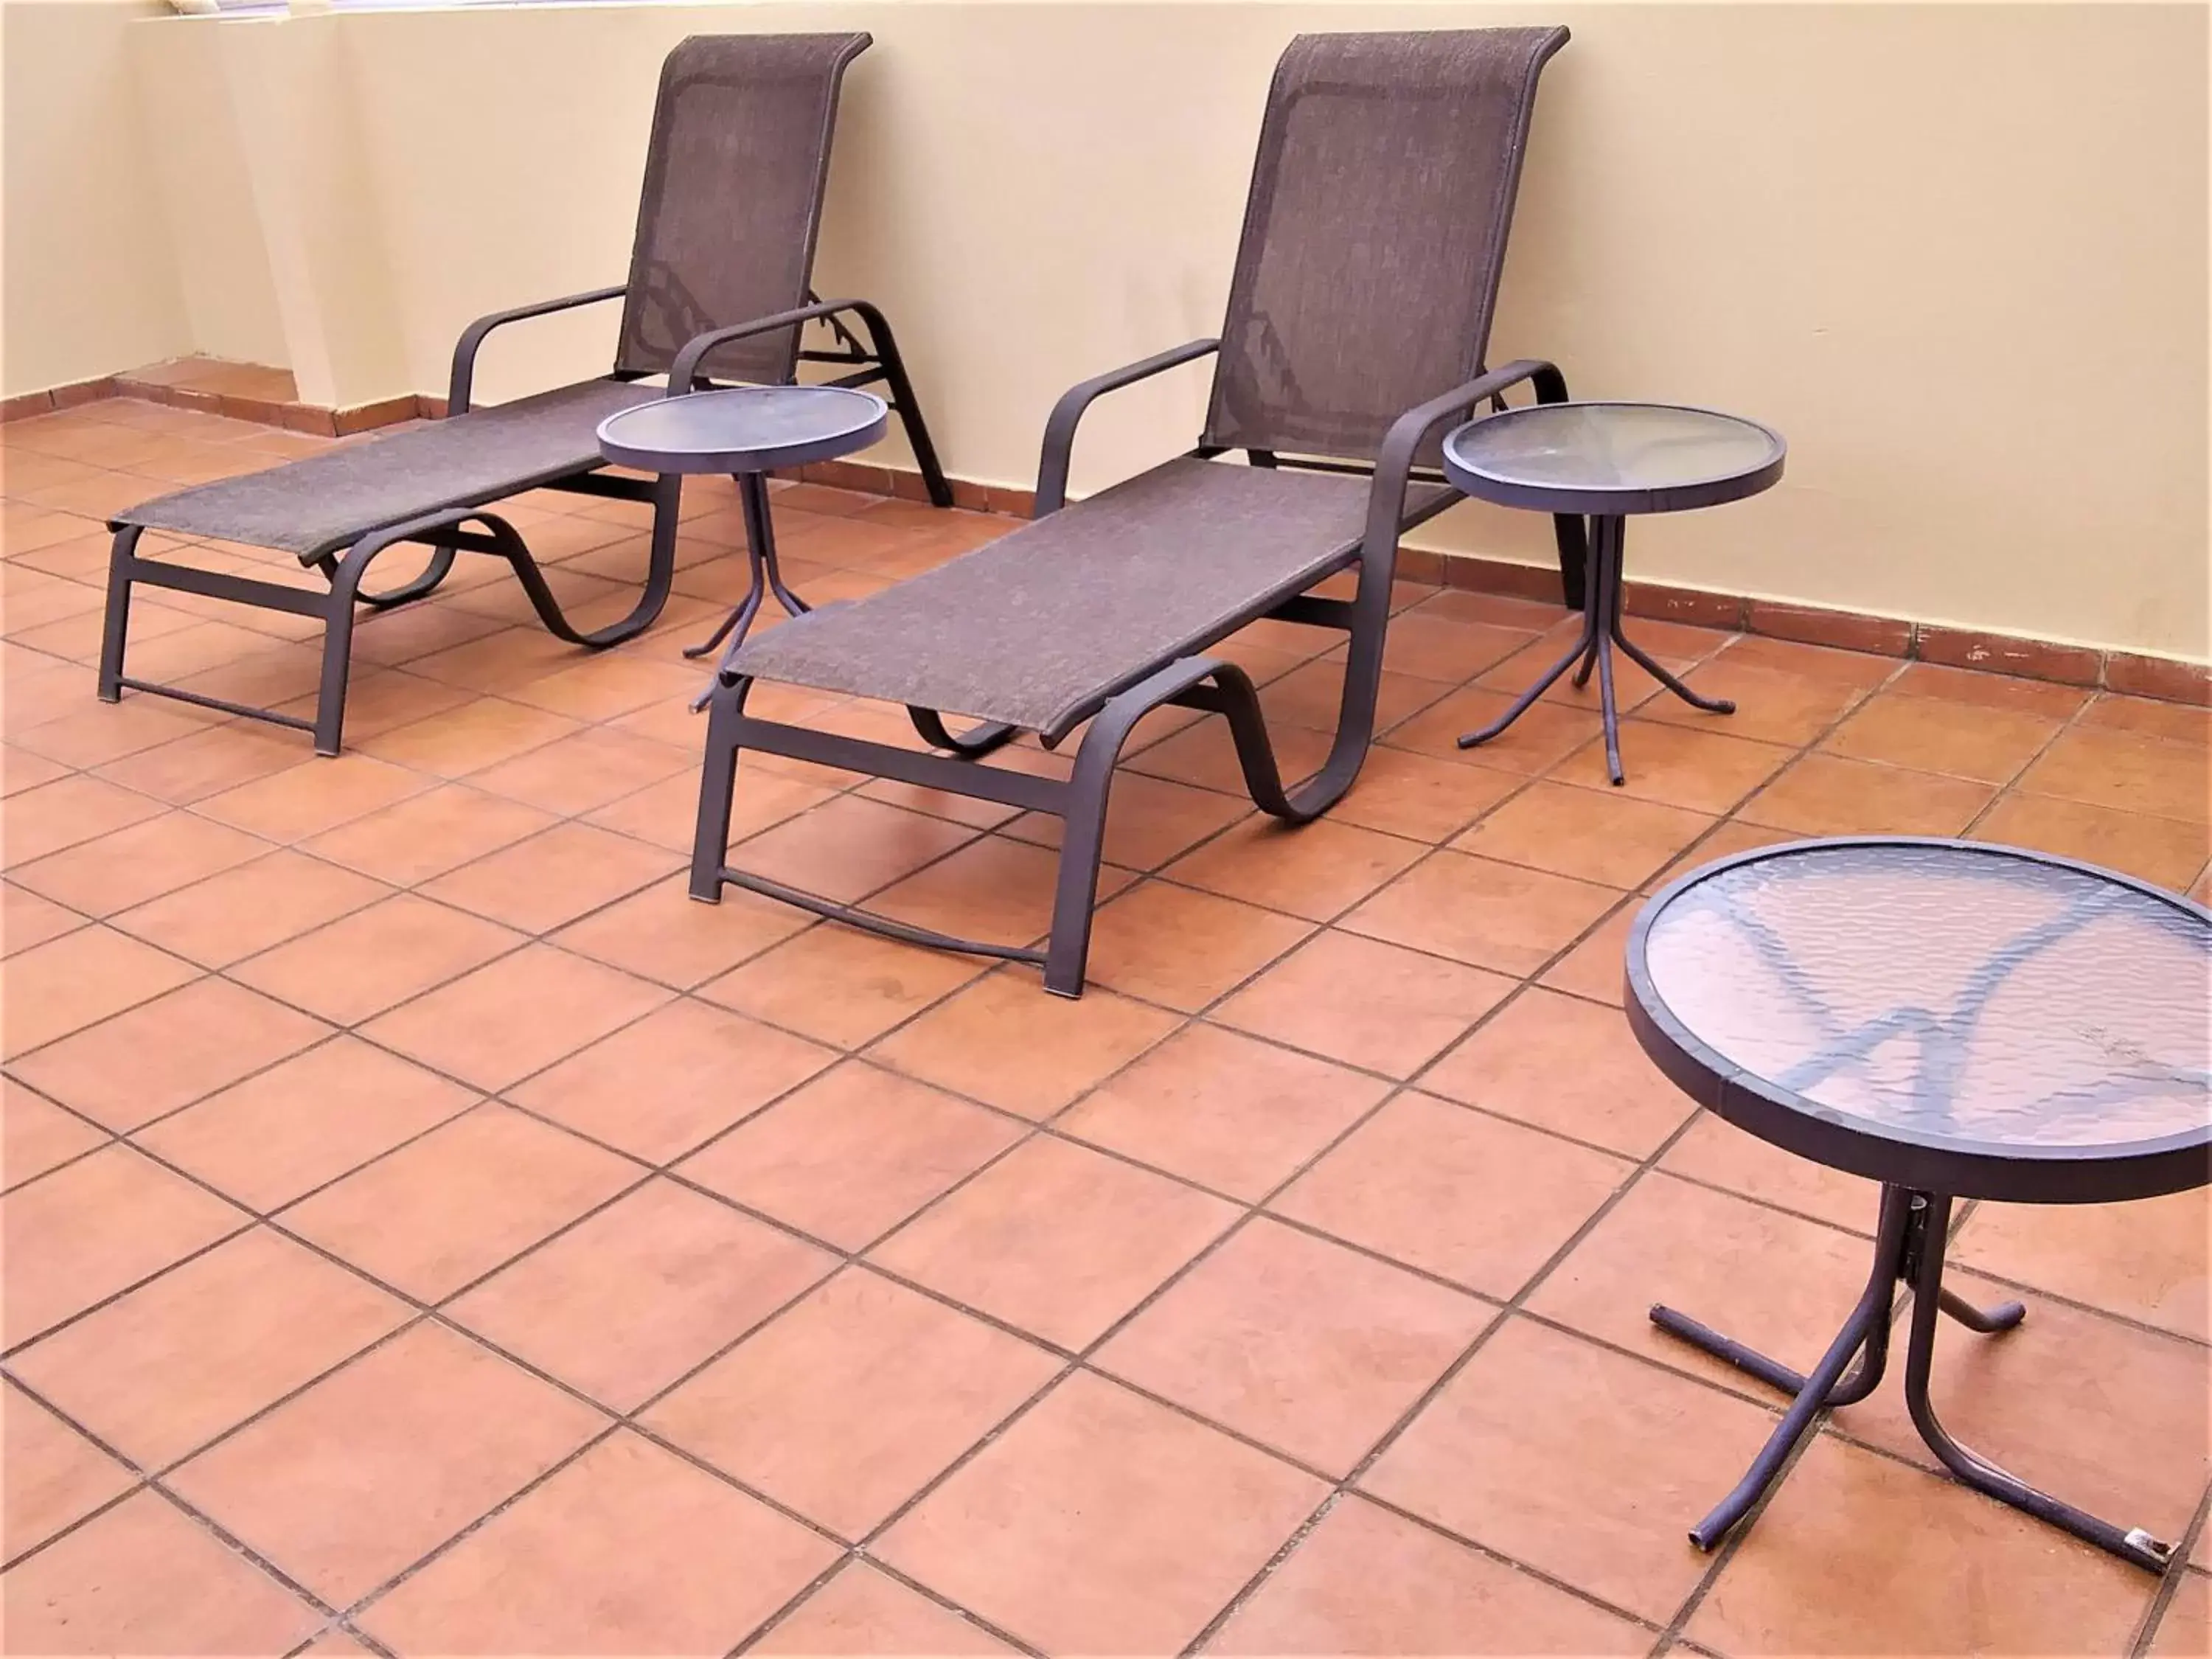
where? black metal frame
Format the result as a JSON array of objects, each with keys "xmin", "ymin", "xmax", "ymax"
[
  {"xmin": 97, "ymin": 290, "xmax": 950, "ymax": 756},
  {"xmin": 690, "ymin": 352, "xmax": 1572, "ymax": 997},
  {"xmin": 1626, "ymin": 837, "xmax": 2210, "ymax": 1572}
]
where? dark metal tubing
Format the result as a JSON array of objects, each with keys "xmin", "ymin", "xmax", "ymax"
[
  {"xmin": 907, "ymin": 708, "xmax": 1019, "ymax": 757},
  {"xmin": 1458, "ymin": 512, "xmax": 1733, "ymax": 782},
  {"xmin": 1901, "ymin": 1194, "xmax": 2170, "ymax": 1571},
  {"xmin": 448, "ymin": 284, "xmax": 626, "ymax": 417},
  {"xmin": 684, "ymin": 473, "xmax": 806, "ymax": 665},
  {"xmin": 1653, "ymin": 1182, "xmax": 2173, "ymax": 1571},
  {"xmin": 1034, "ymin": 338, "xmax": 1223, "ymax": 517},
  {"xmin": 667, "ymin": 297, "xmax": 953, "ymax": 509}
]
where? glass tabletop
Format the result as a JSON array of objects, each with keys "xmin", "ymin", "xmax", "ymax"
[
  {"xmin": 598, "ymin": 385, "xmax": 886, "ymax": 468},
  {"xmin": 1443, "ymin": 401, "xmax": 1784, "ymax": 509},
  {"xmin": 1635, "ymin": 841, "xmax": 2211, "ymax": 1156}
]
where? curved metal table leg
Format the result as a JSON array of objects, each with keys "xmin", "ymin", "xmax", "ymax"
[
  {"xmin": 1903, "ymin": 1195, "xmax": 2171, "ymax": 1571},
  {"xmin": 686, "ymin": 471, "xmax": 808, "ymax": 661}
]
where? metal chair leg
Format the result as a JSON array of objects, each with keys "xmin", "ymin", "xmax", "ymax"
[{"xmin": 97, "ymin": 526, "xmax": 139, "ymax": 703}]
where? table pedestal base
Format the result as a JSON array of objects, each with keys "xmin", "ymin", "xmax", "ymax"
[
  {"xmin": 685, "ymin": 471, "xmax": 811, "ymax": 672},
  {"xmin": 1652, "ymin": 1184, "xmax": 2173, "ymax": 1572},
  {"xmin": 1457, "ymin": 513, "xmax": 1733, "ymax": 785}
]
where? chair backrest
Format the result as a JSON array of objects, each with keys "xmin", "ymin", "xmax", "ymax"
[
  {"xmin": 1202, "ymin": 28, "xmax": 1568, "ymax": 464},
  {"xmin": 614, "ymin": 33, "xmax": 869, "ymax": 386}
]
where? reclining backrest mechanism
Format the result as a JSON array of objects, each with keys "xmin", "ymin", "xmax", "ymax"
[
  {"xmin": 1202, "ymin": 27, "xmax": 1569, "ymax": 467},
  {"xmin": 616, "ymin": 32, "xmax": 872, "ymax": 388}
]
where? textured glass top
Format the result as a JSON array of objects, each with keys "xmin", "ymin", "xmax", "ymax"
[
  {"xmin": 1640, "ymin": 844, "xmax": 2211, "ymax": 1152},
  {"xmin": 1446, "ymin": 401, "xmax": 1782, "ymax": 493},
  {"xmin": 599, "ymin": 385, "xmax": 885, "ymax": 456}
]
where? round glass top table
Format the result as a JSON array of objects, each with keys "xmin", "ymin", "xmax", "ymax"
[
  {"xmin": 1441, "ymin": 402, "xmax": 1784, "ymax": 785},
  {"xmin": 598, "ymin": 386, "xmax": 889, "ymax": 673},
  {"xmin": 1624, "ymin": 836, "xmax": 2210, "ymax": 1571}
]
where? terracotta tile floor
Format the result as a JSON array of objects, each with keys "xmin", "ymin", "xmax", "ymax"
[{"xmin": 3, "ymin": 396, "xmax": 2209, "ymax": 1656}]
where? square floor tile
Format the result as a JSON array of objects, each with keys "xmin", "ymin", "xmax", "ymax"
[
  {"xmin": 358, "ymin": 696, "xmax": 580, "ymax": 779},
  {"xmin": 1523, "ymin": 1170, "xmax": 1885, "ymax": 1390},
  {"xmin": 229, "ymin": 894, "xmax": 526, "ymax": 1028},
  {"xmin": 1342, "ymin": 851, "xmax": 1621, "ymax": 977},
  {"xmin": 1, "ymin": 1144, "xmax": 246, "ymax": 1348},
  {"xmin": 1329, "ymin": 748, "xmax": 1523, "ymax": 844},
  {"xmin": 677, "ymin": 1061, "xmax": 1022, "ymax": 1251},
  {"xmin": 1736, "ymin": 753, "xmax": 1994, "ymax": 836},
  {"xmin": 1, "ymin": 881, "xmax": 86, "ymax": 956},
  {"xmin": 1970, "ymin": 792, "xmax": 2208, "ymax": 892},
  {"xmin": 135, "ymin": 1038, "xmax": 478, "ymax": 1212},
  {"xmin": 700, "ymin": 925, "xmax": 986, "ymax": 1049},
  {"xmin": 448, "ymin": 1178, "xmax": 836, "ymax": 1411},
  {"xmin": 90, "ymin": 722, "xmax": 307, "ymax": 808},
  {"xmin": 360, "ymin": 943, "xmax": 671, "ymax": 1092},
  {"xmin": 1, "ymin": 1079, "xmax": 106, "ymax": 1192},
  {"xmin": 1207, "ymin": 1494, "xmax": 1648, "ymax": 1655},
  {"xmin": 1164, "ymin": 816, "xmax": 1427, "ymax": 924},
  {"xmin": 1, "ymin": 775, "xmax": 164, "ymax": 866},
  {"xmin": 465, "ymin": 726, "xmax": 693, "ymax": 816},
  {"xmin": 510, "ymin": 998, "xmax": 835, "ymax": 1164},
  {"xmin": 1686, "ymin": 1433, "xmax": 2154, "ymax": 1656},
  {"xmin": 1655, "ymin": 1110, "xmax": 1879, "ymax": 1233},
  {"xmin": 0, "ymin": 1490, "xmax": 322, "ymax": 1655},
  {"xmin": 1272, "ymin": 1093, "xmax": 1632, "ymax": 1298},
  {"xmin": 8, "ymin": 1228, "xmax": 408, "ymax": 1470},
  {"xmin": 871, "ymin": 1135, "xmax": 1239, "ymax": 1350},
  {"xmin": 1385, "ymin": 687, "xmax": 1601, "ymax": 776},
  {"xmin": 2015, "ymin": 725, "xmax": 2208, "ymax": 824},
  {"xmin": 1086, "ymin": 882, "xmax": 1315, "ymax": 1013},
  {"xmin": 1535, "ymin": 908, "xmax": 1633, "ymax": 1006},
  {"xmin": 734, "ymin": 795, "xmax": 979, "ymax": 907},
  {"xmin": 165, "ymin": 1322, "xmax": 605, "ymax": 1607},
  {"xmin": 1003, "ymin": 771, "xmax": 1248, "ymax": 873},
  {"xmin": 1363, "ymin": 1315, "xmax": 1778, "ymax": 1624},
  {"xmin": 868, "ymin": 970, "xmax": 1180, "ymax": 1119},
  {"xmin": 1057, "ymin": 1023, "xmax": 1391, "ymax": 1202},
  {"xmin": 594, "ymin": 765, "xmax": 838, "ymax": 856},
  {"xmin": 2151, "ymin": 1573, "xmax": 2209, "ymax": 1656},
  {"xmin": 646, "ymin": 1268, "xmax": 1061, "ymax": 1539},
  {"xmin": 3, "ymin": 1380, "xmax": 137, "ymax": 1560},
  {"xmin": 8, "ymin": 978, "xmax": 329, "ymax": 1133},
  {"xmin": 1833, "ymin": 1270, "xmax": 2208, "ymax": 1544},
  {"xmin": 279, "ymin": 1103, "xmax": 639, "ymax": 1301},
  {"xmin": 421, "ymin": 821, "xmax": 681, "ymax": 934},
  {"xmin": 871, "ymin": 832, "xmax": 1134, "ymax": 950},
  {"xmin": 3, "ymin": 926, "xmax": 201, "ymax": 1060},
  {"xmin": 1950, "ymin": 1188, "xmax": 2209, "ymax": 1341},
  {"xmin": 297, "ymin": 782, "xmax": 556, "ymax": 886},
  {"xmin": 1820, "ymin": 692, "xmax": 2062, "ymax": 784},
  {"xmin": 551, "ymin": 876, "xmax": 812, "ymax": 990},
  {"xmin": 195, "ymin": 754, "xmax": 431, "ymax": 843},
  {"xmin": 751, "ymin": 1562, "xmax": 1020, "ymax": 1655},
  {"xmin": 358, "ymin": 1430, "xmax": 839, "ymax": 1656},
  {"xmin": 1632, "ymin": 656, "xmax": 1871, "ymax": 747},
  {"xmin": 1126, "ymin": 713, "xmax": 1333, "ymax": 797},
  {"xmin": 1450, "ymin": 779, "xmax": 1716, "ymax": 891},
  {"xmin": 1213, "ymin": 929, "xmax": 1517, "ymax": 1079},
  {"xmin": 10, "ymin": 810, "xmax": 270, "ymax": 918},
  {"xmin": 877, "ymin": 1371, "xmax": 1324, "ymax": 1655},
  {"xmin": 1096, "ymin": 1218, "xmax": 1491, "ymax": 1475},
  {"xmin": 1418, "ymin": 987, "xmax": 1697, "ymax": 1158},
  {"xmin": 111, "ymin": 849, "xmax": 389, "ymax": 968},
  {"xmin": 1551, "ymin": 722, "xmax": 1795, "ymax": 813}
]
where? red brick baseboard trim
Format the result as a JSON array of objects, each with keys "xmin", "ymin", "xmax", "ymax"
[{"xmin": 7, "ymin": 382, "xmax": 2203, "ymax": 706}]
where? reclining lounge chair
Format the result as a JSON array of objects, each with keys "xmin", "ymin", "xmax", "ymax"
[
  {"xmin": 692, "ymin": 27, "xmax": 1583, "ymax": 996},
  {"xmin": 98, "ymin": 32, "xmax": 947, "ymax": 756}
]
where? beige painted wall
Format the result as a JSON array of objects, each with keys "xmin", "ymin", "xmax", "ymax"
[
  {"xmin": 6, "ymin": 1, "xmax": 2207, "ymax": 661},
  {"xmin": 1, "ymin": 0, "xmax": 194, "ymax": 392}
]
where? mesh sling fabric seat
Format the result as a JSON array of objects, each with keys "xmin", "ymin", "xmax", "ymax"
[
  {"xmin": 98, "ymin": 32, "xmax": 951, "ymax": 756},
  {"xmin": 693, "ymin": 27, "xmax": 1584, "ymax": 997}
]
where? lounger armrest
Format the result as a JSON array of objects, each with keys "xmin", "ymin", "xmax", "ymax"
[
  {"xmin": 446, "ymin": 286, "xmax": 627, "ymax": 417},
  {"xmin": 667, "ymin": 299, "xmax": 892, "ymax": 397},
  {"xmin": 1034, "ymin": 338, "xmax": 1222, "ymax": 517},
  {"xmin": 1358, "ymin": 358, "xmax": 1570, "ymax": 585}
]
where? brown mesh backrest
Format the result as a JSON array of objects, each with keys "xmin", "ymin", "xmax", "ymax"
[
  {"xmin": 614, "ymin": 33, "xmax": 869, "ymax": 386},
  {"xmin": 1202, "ymin": 29, "xmax": 1568, "ymax": 463}
]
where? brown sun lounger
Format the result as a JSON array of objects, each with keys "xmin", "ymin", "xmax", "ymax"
[
  {"xmin": 99, "ymin": 32, "xmax": 948, "ymax": 755},
  {"xmin": 691, "ymin": 27, "xmax": 1583, "ymax": 996}
]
